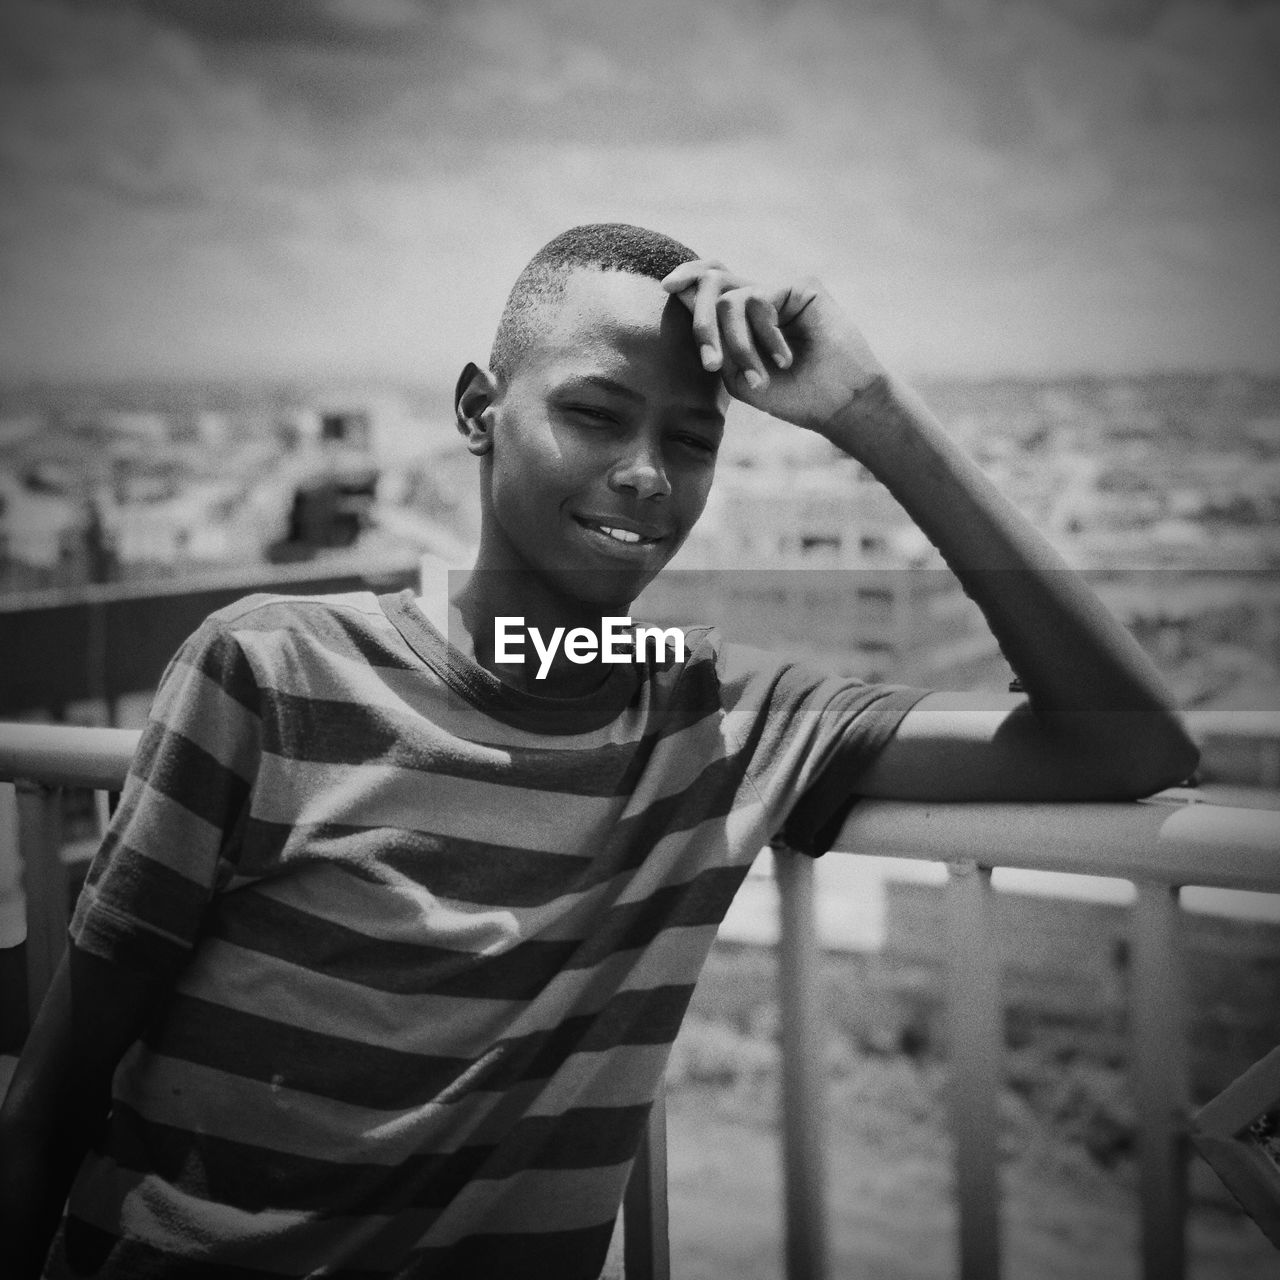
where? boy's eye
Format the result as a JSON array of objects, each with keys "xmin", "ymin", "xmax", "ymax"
[
  {"xmin": 565, "ymin": 404, "xmax": 616, "ymax": 424},
  {"xmin": 676, "ymin": 434, "xmax": 718, "ymax": 457}
]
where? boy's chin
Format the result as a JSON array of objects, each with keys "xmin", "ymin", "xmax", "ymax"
[{"xmin": 546, "ymin": 565, "xmax": 659, "ymax": 611}]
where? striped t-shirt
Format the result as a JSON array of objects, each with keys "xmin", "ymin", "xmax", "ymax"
[{"xmin": 55, "ymin": 589, "xmax": 926, "ymax": 1280}]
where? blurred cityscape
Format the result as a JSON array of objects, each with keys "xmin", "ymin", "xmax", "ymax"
[{"xmin": 3, "ymin": 369, "xmax": 1278, "ymax": 724}]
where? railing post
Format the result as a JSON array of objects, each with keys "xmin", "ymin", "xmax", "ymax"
[
  {"xmin": 1131, "ymin": 880, "xmax": 1188, "ymax": 1280},
  {"xmin": 623, "ymin": 1081, "xmax": 670, "ymax": 1280},
  {"xmin": 945, "ymin": 859, "xmax": 1002, "ymax": 1280},
  {"xmin": 775, "ymin": 846, "xmax": 829, "ymax": 1280},
  {"xmin": 14, "ymin": 780, "xmax": 66, "ymax": 1024},
  {"xmin": 0, "ymin": 782, "xmax": 27, "ymax": 1049}
]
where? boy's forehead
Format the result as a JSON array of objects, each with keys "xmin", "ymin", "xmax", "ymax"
[
  {"xmin": 529, "ymin": 268, "xmax": 721, "ymax": 398},
  {"xmin": 542, "ymin": 269, "xmax": 681, "ymax": 343}
]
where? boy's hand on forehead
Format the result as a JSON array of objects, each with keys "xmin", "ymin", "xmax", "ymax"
[{"xmin": 661, "ymin": 259, "xmax": 885, "ymax": 436}]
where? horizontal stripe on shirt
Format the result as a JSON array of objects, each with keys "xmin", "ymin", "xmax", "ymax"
[
  {"xmin": 143, "ymin": 982, "xmax": 696, "ymax": 1109},
  {"xmin": 59, "ymin": 1209, "xmax": 618, "ymax": 1280},
  {"xmin": 106, "ymin": 1100, "xmax": 651, "ymax": 1213},
  {"xmin": 120, "ymin": 1042, "xmax": 677, "ymax": 1167},
  {"xmin": 202, "ymin": 863, "xmax": 745, "ymax": 997}
]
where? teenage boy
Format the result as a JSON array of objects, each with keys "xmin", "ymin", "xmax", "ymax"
[{"xmin": 0, "ymin": 224, "xmax": 1196, "ymax": 1280}]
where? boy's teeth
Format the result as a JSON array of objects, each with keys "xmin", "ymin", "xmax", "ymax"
[{"xmin": 601, "ymin": 526, "xmax": 642, "ymax": 543}]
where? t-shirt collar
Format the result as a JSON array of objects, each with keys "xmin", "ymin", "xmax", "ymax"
[{"xmin": 378, "ymin": 589, "xmax": 641, "ymax": 735}]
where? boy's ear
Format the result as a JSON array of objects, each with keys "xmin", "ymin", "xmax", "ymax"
[{"xmin": 455, "ymin": 362, "xmax": 499, "ymax": 456}]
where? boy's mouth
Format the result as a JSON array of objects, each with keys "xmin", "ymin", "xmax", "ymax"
[
  {"xmin": 571, "ymin": 515, "xmax": 670, "ymax": 562},
  {"xmin": 572, "ymin": 516, "xmax": 665, "ymax": 547}
]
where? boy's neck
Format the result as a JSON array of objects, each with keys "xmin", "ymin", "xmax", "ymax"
[{"xmin": 416, "ymin": 560, "xmax": 637, "ymax": 698}]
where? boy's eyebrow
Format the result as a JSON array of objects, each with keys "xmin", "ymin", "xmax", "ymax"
[
  {"xmin": 575, "ymin": 374, "xmax": 644, "ymax": 402},
  {"xmin": 569, "ymin": 375, "xmax": 725, "ymax": 425}
]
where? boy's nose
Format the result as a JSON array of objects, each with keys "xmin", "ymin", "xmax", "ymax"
[{"xmin": 608, "ymin": 443, "xmax": 671, "ymax": 501}]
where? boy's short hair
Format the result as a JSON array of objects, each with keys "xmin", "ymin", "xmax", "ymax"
[{"xmin": 489, "ymin": 222, "xmax": 698, "ymax": 382}]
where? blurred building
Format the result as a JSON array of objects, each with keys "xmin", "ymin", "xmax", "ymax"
[
  {"xmin": 880, "ymin": 878, "xmax": 1280, "ymax": 1103},
  {"xmin": 639, "ymin": 567, "xmax": 998, "ymax": 687},
  {"xmin": 643, "ymin": 412, "xmax": 1001, "ymax": 687}
]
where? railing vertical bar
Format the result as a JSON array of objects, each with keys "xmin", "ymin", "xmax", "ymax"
[
  {"xmin": 0, "ymin": 782, "xmax": 27, "ymax": 1050},
  {"xmin": 623, "ymin": 1081, "xmax": 670, "ymax": 1280},
  {"xmin": 775, "ymin": 846, "xmax": 829, "ymax": 1280},
  {"xmin": 1131, "ymin": 880, "xmax": 1188, "ymax": 1280},
  {"xmin": 945, "ymin": 860, "xmax": 1002, "ymax": 1280},
  {"xmin": 14, "ymin": 780, "xmax": 66, "ymax": 1026}
]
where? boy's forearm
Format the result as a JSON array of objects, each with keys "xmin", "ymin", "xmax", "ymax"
[
  {"xmin": 0, "ymin": 960, "xmax": 97, "ymax": 1276},
  {"xmin": 822, "ymin": 375, "xmax": 1197, "ymax": 773},
  {"xmin": 0, "ymin": 1082, "xmax": 94, "ymax": 1279},
  {"xmin": 0, "ymin": 949, "xmax": 166, "ymax": 1278}
]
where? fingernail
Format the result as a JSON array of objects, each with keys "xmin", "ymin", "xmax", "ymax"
[
  {"xmin": 744, "ymin": 370, "xmax": 764, "ymax": 390},
  {"xmin": 701, "ymin": 345, "xmax": 721, "ymax": 370},
  {"xmin": 773, "ymin": 350, "xmax": 792, "ymax": 369}
]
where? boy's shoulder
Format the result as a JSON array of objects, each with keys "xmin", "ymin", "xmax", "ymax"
[
  {"xmin": 687, "ymin": 628, "xmax": 834, "ymax": 690},
  {"xmin": 628, "ymin": 620, "xmax": 873, "ymax": 694},
  {"xmin": 202, "ymin": 589, "xmax": 386, "ymax": 633},
  {"xmin": 177, "ymin": 591, "xmax": 397, "ymax": 683},
  {"xmin": 647, "ymin": 624, "xmax": 891, "ymax": 729}
]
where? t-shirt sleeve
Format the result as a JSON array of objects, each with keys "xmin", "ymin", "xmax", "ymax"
[
  {"xmin": 69, "ymin": 615, "xmax": 262, "ymax": 978},
  {"xmin": 716, "ymin": 636, "xmax": 930, "ymax": 857}
]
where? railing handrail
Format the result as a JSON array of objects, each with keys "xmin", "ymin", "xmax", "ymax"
[
  {"xmin": 836, "ymin": 793, "xmax": 1280, "ymax": 894},
  {"xmin": 3, "ymin": 721, "xmax": 1278, "ymax": 893},
  {"xmin": 1184, "ymin": 707, "xmax": 1280, "ymax": 739},
  {"xmin": 0, "ymin": 723, "xmax": 139, "ymax": 791},
  {"xmin": 0, "ymin": 547, "xmax": 423, "ymax": 614}
]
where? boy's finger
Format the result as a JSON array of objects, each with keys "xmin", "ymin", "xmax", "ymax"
[
  {"xmin": 661, "ymin": 259, "xmax": 731, "ymax": 296},
  {"xmin": 717, "ymin": 292, "xmax": 768, "ymax": 391},
  {"xmin": 690, "ymin": 273, "xmax": 725, "ymax": 372},
  {"xmin": 746, "ymin": 295, "xmax": 792, "ymax": 369}
]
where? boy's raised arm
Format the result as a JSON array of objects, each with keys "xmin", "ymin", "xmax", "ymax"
[
  {"xmin": 0, "ymin": 948, "xmax": 169, "ymax": 1278},
  {"xmin": 663, "ymin": 261, "xmax": 1199, "ymax": 802}
]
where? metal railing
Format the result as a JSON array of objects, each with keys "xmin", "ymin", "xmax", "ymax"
[
  {"xmin": 810, "ymin": 792, "xmax": 1280, "ymax": 1280},
  {"xmin": 0, "ymin": 553, "xmax": 421, "ymax": 720},
  {"xmin": 2, "ymin": 721, "xmax": 1279, "ymax": 1280}
]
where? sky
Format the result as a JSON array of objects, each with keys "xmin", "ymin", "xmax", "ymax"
[{"xmin": 2, "ymin": 0, "xmax": 1279, "ymax": 384}]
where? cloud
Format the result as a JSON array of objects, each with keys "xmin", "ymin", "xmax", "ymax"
[
  {"xmin": 112, "ymin": 0, "xmax": 431, "ymax": 46},
  {"xmin": 0, "ymin": 3, "xmax": 315, "ymax": 209},
  {"xmin": 1, "ymin": 0, "xmax": 1278, "ymax": 380}
]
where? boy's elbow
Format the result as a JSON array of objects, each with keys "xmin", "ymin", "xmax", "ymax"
[
  {"xmin": 1106, "ymin": 715, "xmax": 1200, "ymax": 798},
  {"xmin": 1168, "ymin": 721, "xmax": 1202, "ymax": 785}
]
